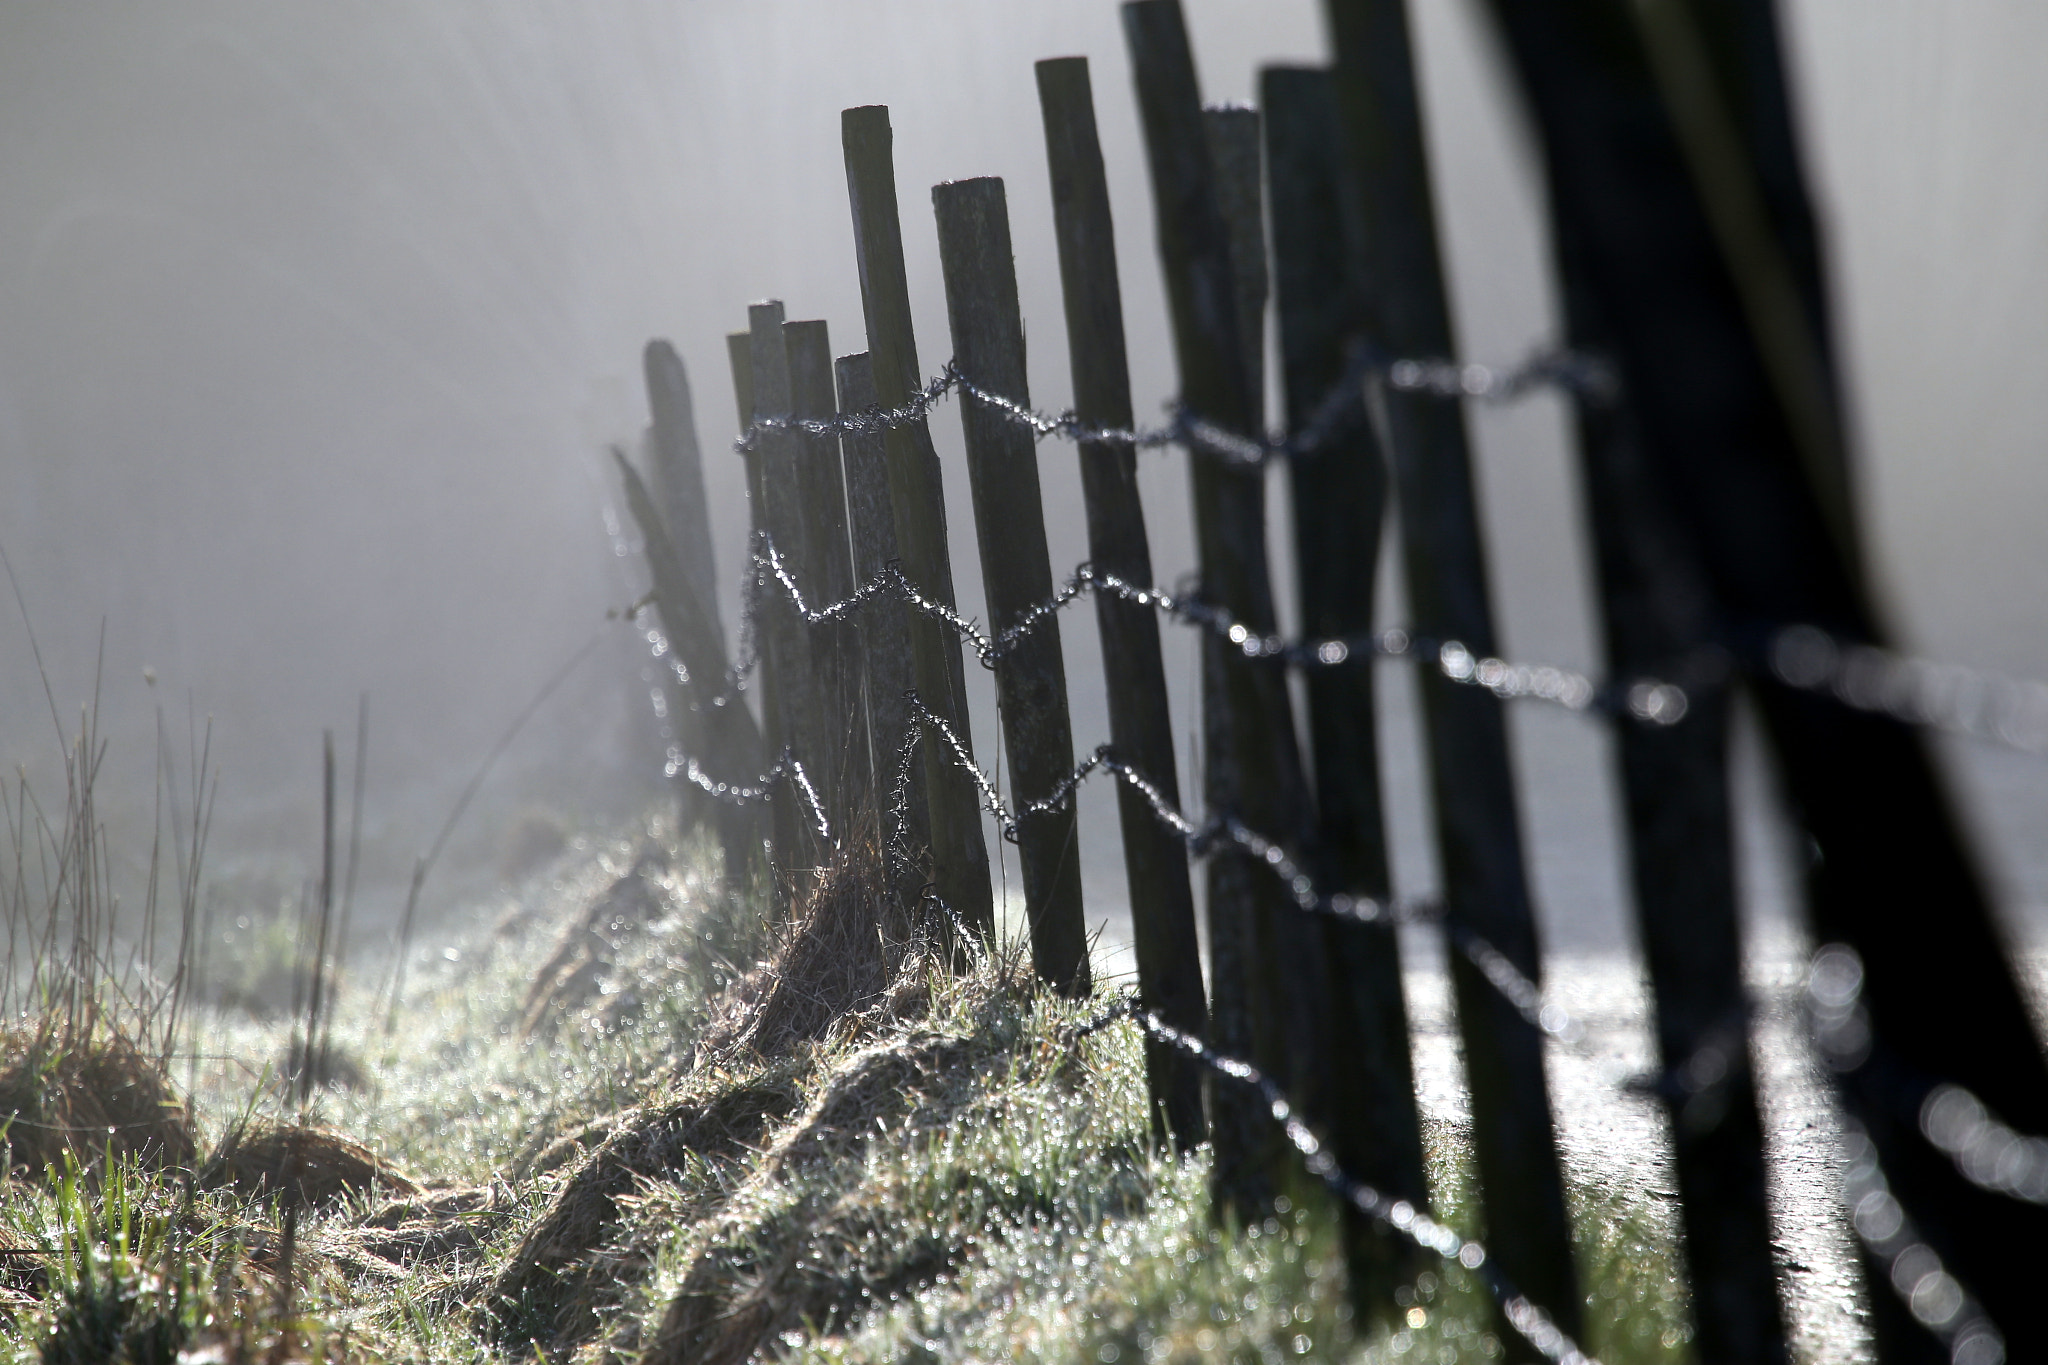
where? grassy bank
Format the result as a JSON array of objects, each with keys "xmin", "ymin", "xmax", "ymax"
[{"xmin": 0, "ymin": 802, "xmax": 1693, "ymax": 1363}]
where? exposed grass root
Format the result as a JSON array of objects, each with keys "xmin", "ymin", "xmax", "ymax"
[
  {"xmin": 0, "ymin": 1020, "xmax": 194, "ymax": 1178},
  {"xmin": 481, "ymin": 1060, "xmax": 809, "ymax": 1352},
  {"xmin": 633, "ymin": 989, "xmax": 1095, "ymax": 1365},
  {"xmin": 518, "ymin": 850, "xmax": 675, "ymax": 1039},
  {"xmin": 199, "ymin": 1122, "xmax": 417, "ymax": 1212}
]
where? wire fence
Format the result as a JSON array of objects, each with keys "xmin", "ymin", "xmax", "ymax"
[{"xmin": 623, "ymin": 331, "xmax": 2048, "ymax": 1361}]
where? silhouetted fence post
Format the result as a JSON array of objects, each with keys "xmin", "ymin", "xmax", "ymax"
[
  {"xmin": 637, "ymin": 340, "xmax": 766, "ymax": 883},
  {"xmin": 1321, "ymin": 0, "xmax": 1583, "ymax": 1350},
  {"xmin": 1123, "ymin": 0, "xmax": 1317, "ymax": 1218},
  {"xmin": 1481, "ymin": 4, "xmax": 2048, "ymax": 1356},
  {"xmin": 642, "ymin": 340, "xmax": 723, "ymax": 845},
  {"xmin": 835, "ymin": 351, "xmax": 929, "ymax": 868},
  {"xmin": 1263, "ymin": 63, "xmax": 1430, "ymax": 1322},
  {"xmin": 932, "ymin": 176, "xmax": 1092, "ymax": 996},
  {"xmin": 842, "ymin": 104, "xmax": 996, "ymax": 947},
  {"xmin": 1036, "ymin": 53, "xmax": 1208, "ymax": 1147},
  {"xmin": 785, "ymin": 318, "xmax": 870, "ymax": 828},
  {"xmin": 608, "ymin": 442, "xmax": 766, "ymax": 885}
]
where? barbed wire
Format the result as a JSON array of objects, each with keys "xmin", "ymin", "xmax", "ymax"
[
  {"xmin": 734, "ymin": 344, "xmax": 1617, "ymax": 469},
  {"xmin": 1130, "ymin": 1008, "xmax": 1601, "ymax": 1365},
  {"xmin": 739, "ymin": 532, "xmax": 1665, "ymax": 732},
  {"xmin": 1770, "ymin": 624, "xmax": 2048, "ymax": 758},
  {"xmin": 1838, "ymin": 1120, "xmax": 2007, "ymax": 1365},
  {"xmin": 664, "ymin": 744, "xmax": 832, "ymax": 844}
]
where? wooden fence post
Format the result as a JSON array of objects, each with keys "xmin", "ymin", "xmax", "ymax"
[
  {"xmin": 1262, "ymin": 63, "xmax": 1431, "ymax": 1321},
  {"xmin": 727, "ymin": 328, "xmax": 802, "ymax": 908},
  {"xmin": 835, "ymin": 351, "xmax": 930, "ymax": 868},
  {"xmin": 785, "ymin": 318, "xmax": 871, "ymax": 828},
  {"xmin": 607, "ymin": 443, "xmax": 765, "ymax": 884},
  {"xmin": 1480, "ymin": 4, "xmax": 2048, "ymax": 1355},
  {"xmin": 932, "ymin": 175, "xmax": 1092, "ymax": 997},
  {"xmin": 1320, "ymin": 0, "xmax": 1583, "ymax": 1349},
  {"xmin": 1035, "ymin": 53, "xmax": 1208, "ymax": 1147},
  {"xmin": 842, "ymin": 104, "xmax": 996, "ymax": 946},
  {"xmin": 642, "ymin": 340, "xmax": 722, "ymax": 844},
  {"xmin": 1122, "ymin": 0, "xmax": 1318, "ymax": 1218}
]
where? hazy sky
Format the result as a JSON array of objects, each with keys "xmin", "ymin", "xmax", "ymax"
[{"xmin": 3, "ymin": 2, "xmax": 2044, "ymax": 934}]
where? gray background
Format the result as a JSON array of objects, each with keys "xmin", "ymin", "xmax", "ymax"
[{"xmin": 2, "ymin": 2, "xmax": 2043, "ymax": 950}]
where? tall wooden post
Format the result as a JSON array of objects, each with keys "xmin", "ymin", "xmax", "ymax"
[
  {"xmin": 1035, "ymin": 53, "xmax": 1208, "ymax": 1147},
  {"xmin": 785, "ymin": 318, "xmax": 871, "ymax": 827},
  {"xmin": 835, "ymin": 351, "xmax": 929, "ymax": 866},
  {"xmin": 1263, "ymin": 64, "xmax": 1430, "ymax": 1321},
  {"xmin": 1321, "ymin": 0, "xmax": 1583, "ymax": 1349},
  {"xmin": 727, "ymin": 329, "xmax": 801, "ymax": 907},
  {"xmin": 932, "ymin": 176, "xmax": 1092, "ymax": 997},
  {"xmin": 1123, "ymin": 0, "xmax": 1317, "ymax": 1217},
  {"xmin": 1481, "ymin": 3, "xmax": 2048, "ymax": 1356},
  {"xmin": 841, "ymin": 104, "xmax": 995, "ymax": 945}
]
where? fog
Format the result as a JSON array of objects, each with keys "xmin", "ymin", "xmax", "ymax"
[{"xmin": 4, "ymin": 2, "xmax": 2046, "ymax": 947}]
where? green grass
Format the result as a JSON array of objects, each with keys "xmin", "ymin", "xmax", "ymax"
[{"xmin": 0, "ymin": 803, "xmax": 1697, "ymax": 1364}]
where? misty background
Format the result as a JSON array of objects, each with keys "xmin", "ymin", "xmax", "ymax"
[{"xmin": 3, "ymin": 2, "xmax": 2045, "ymax": 956}]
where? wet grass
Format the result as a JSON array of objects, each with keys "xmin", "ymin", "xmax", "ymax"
[{"xmin": 0, "ymin": 799, "xmax": 1699, "ymax": 1363}]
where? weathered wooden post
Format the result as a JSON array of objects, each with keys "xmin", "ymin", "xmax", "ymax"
[
  {"xmin": 727, "ymin": 329, "xmax": 803, "ymax": 906},
  {"xmin": 1123, "ymin": 0, "xmax": 1317, "ymax": 1216},
  {"xmin": 1201, "ymin": 99, "xmax": 1346, "ymax": 1119},
  {"xmin": 638, "ymin": 340, "xmax": 767, "ymax": 879},
  {"xmin": 608, "ymin": 444, "xmax": 766, "ymax": 882},
  {"xmin": 785, "ymin": 318, "xmax": 871, "ymax": 828},
  {"xmin": 1035, "ymin": 53, "xmax": 1208, "ymax": 1146},
  {"xmin": 932, "ymin": 175, "xmax": 1092, "ymax": 997},
  {"xmin": 1320, "ymin": 0, "xmax": 1583, "ymax": 1349},
  {"xmin": 835, "ymin": 351, "xmax": 929, "ymax": 865},
  {"xmin": 841, "ymin": 104, "xmax": 996, "ymax": 945},
  {"xmin": 1481, "ymin": 3, "xmax": 2048, "ymax": 1356},
  {"xmin": 1262, "ymin": 64, "xmax": 1431, "ymax": 1320},
  {"xmin": 642, "ymin": 340, "xmax": 722, "ymax": 844}
]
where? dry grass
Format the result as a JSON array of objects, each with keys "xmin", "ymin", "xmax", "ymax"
[
  {"xmin": 198, "ymin": 1121, "xmax": 417, "ymax": 1212},
  {"xmin": 0, "ymin": 1020, "xmax": 195, "ymax": 1178},
  {"xmin": 694, "ymin": 830, "xmax": 926, "ymax": 1063},
  {"xmin": 481, "ymin": 1062, "xmax": 808, "ymax": 1352}
]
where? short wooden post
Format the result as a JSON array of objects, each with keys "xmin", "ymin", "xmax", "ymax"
[
  {"xmin": 835, "ymin": 351, "xmax": 929, "ymax": 865},
  {"xmin": 1035, "ymin": 53, "xmax": 1208, "ymax": 1146},
  {"xmin": 1321, "ymin": 0, "xmax": 1583, "ymax": 1348},
  {"xmin": 785, "ymin": 318, "xmax": 871, "ymax": 827},
  {"xmin": 932, "ymin": 175, "xmax": 1092, "ymax": 997},
  {"xmin": 1263, "ymin": 63, "xmax": 1430, "ymax": 1321},
  {"xmin": 842, "ymin": 104, "xmax": 995, "ymax": 944},
  {"xmin": 727, "ymin": 329, "xmax": 802, "ymax": 907},
  {"xmin": 1481, "ymin": 3, "xmax": 2048, "ymax": 1354},
  {"xmin": 1123, "ymin": 0, "xmax": 1317, "ymax": 1217}
]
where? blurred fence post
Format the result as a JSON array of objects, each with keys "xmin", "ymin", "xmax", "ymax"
[
  {"xmin": 1035, "ymin": 53, "xmax": 1208, "ymax": 1147},
  {"xmin": 1123, "ymin": 0, "xmax": 1317, "ymax": 1218},
  {"xmin": 785, "ymin": 318, "xmax": 870, "ymax": 829},
  {"xmin": 1321, "ymin": 0, "xmax": 1583, "ymax": 1349},
  {"xmin": 842, "ymin": 103, "xmax": 996, "ymax": 947},
  {"xmin": 835, "ymin": 351, "xmax": 929, "ymax": 873},
  {"xmin": 1480, "ymin": 3, "xmax": 2048, "ymax": 1355},
  {"xmin": 1262, "ymin": 63, "xmax": 1430, "ymax": 1322},
  {"xmin": 932, "ymin": 175, "xmax": 1091, "ymax": 997}
]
